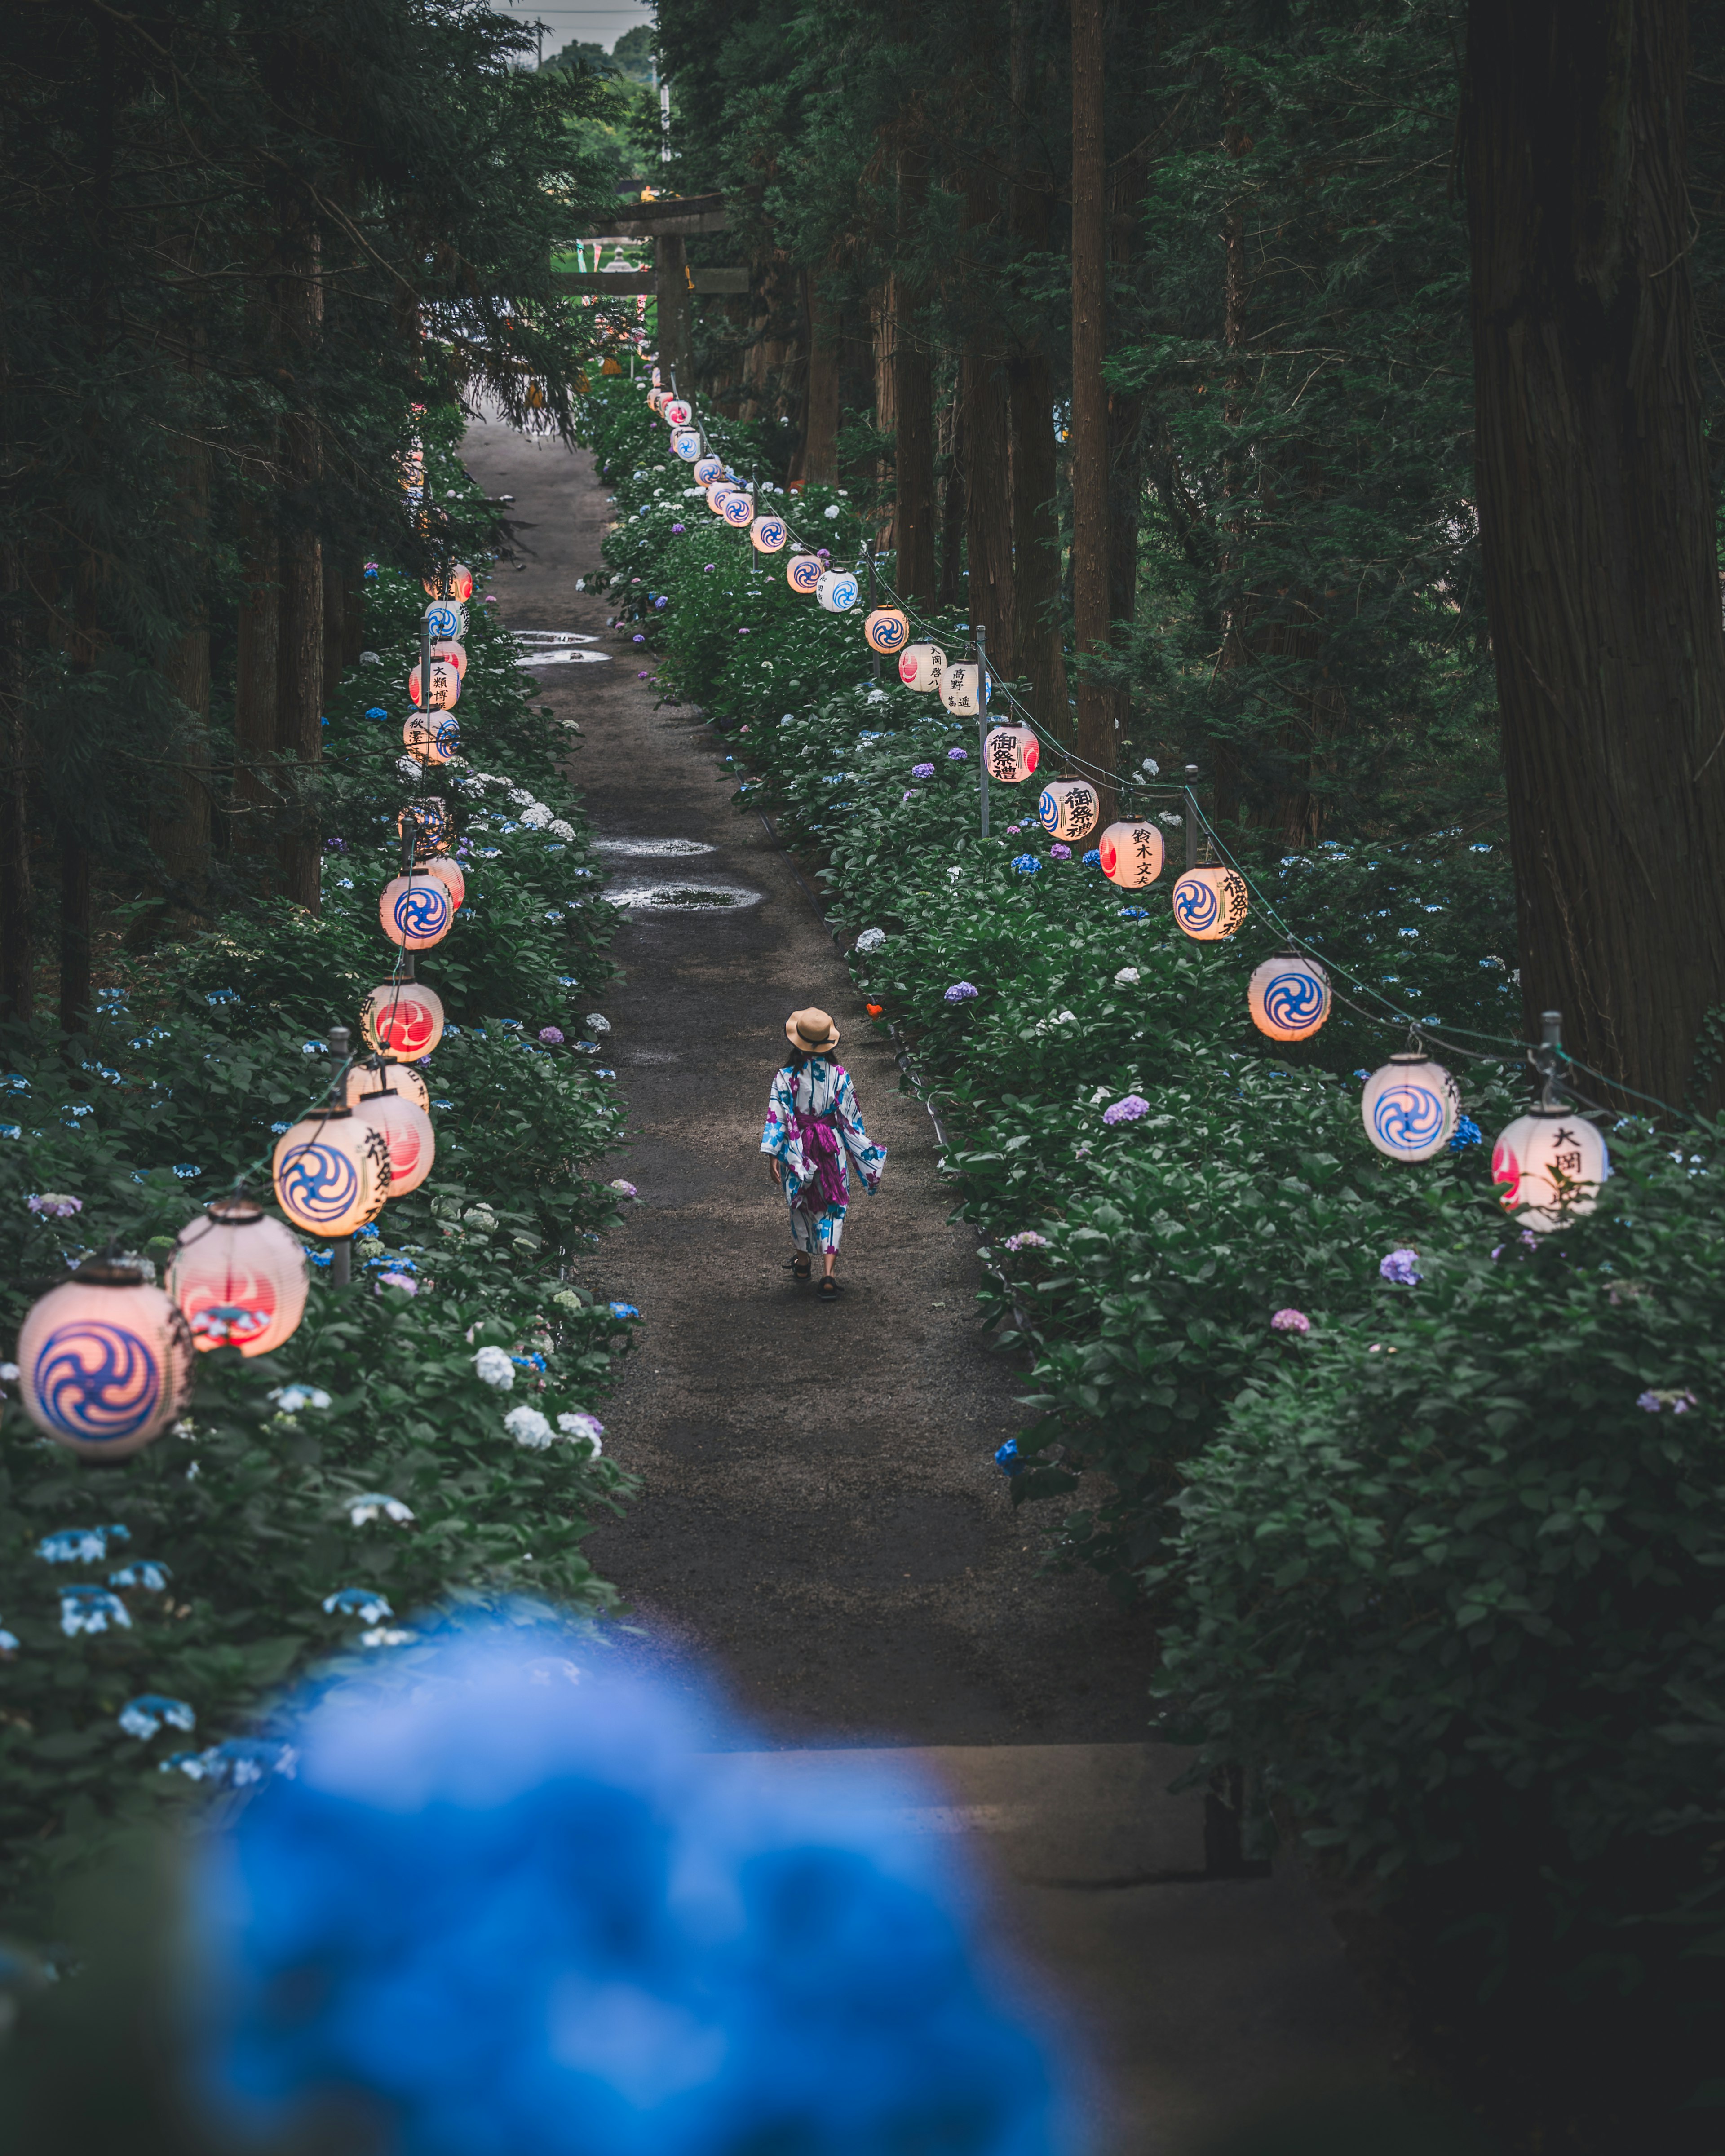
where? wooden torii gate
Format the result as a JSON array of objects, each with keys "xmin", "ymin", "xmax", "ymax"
[{"xmin": 555, "ymin": 194, "xmax": 739, "ymax": 390}]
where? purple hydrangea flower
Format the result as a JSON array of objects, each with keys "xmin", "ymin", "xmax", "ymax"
[
  {"xmin": 1049, "ymin": 844, "xmax": 1071, "ymax": 861},
  {"xmin": 1101, "ymin": 1094, "xmax": 1149, "ymax": 1126},
  {"xmin": 655, "ymin": 596, "xmax": 668, "ymax": 610},
  {"xmin": 911, "ymin": 763, "xmax": 936, "ymax": 779},
  {"xmin": 539, "ymin": 1027, "xmax": 565, "ymax": 1046},
  {"xmin": 632, "ymin": 634, "xmax": 646, "ymax": 645},
  {"xmin": 947, "ymin": 747, "xmax": 968, "ymax": 762},
  {"xmin": 1270, "ymin": 1308, "xmax": 1310, "ymax": 1335},
  {"xmin": 944, "ymin": 981, "xmax": 979, "ymax": 1004},
  {"xmin": 1004, "ymin": 1231, "xmax": 1048, "ymax": 1253},
  {"xmin": 671, "ymin": 521, "xmax": 686, "ymax": 533},
  {"xmin": 1379, "ymin": 1248, "xmax": 1422, "ymax": 1286},
  {"xmin": 1638, "ymin": 1387, "xmax": 1697, "ymax": 1414},
  {"xmin": 27, "ymin": 1193, "xmax": 82, "ymax": 1218},
  {"xmin": 703, "ymin": 564, "xmax": 716, "ymax": 574}
]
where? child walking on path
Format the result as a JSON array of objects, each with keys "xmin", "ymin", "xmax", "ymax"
[{"xmin": 761, "ymin": 1007, "xmax": 886, "ymax": 1299}]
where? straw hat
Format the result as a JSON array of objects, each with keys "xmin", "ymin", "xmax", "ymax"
[{"xmin": 785, "ymin": 1007, "xmax": 840, "ymax": 1054}]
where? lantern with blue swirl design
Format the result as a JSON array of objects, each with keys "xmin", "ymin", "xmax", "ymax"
[
  {"xmin": 1170, "ymin": 866, "xmax": 1249, "ymax": 941},
  {"xmin": 1248, "ymin": 955, "xmax": 1331, "ymax": 1042},
  {"xmin": 1491, "ymin": 1108, "xmax": 1609, "ymax": 1231},
  {"xmin": 816, "ymin": 569, "xmax": 858, "ymax": 611},
  {"xmin": 424, "ymin": 600, "xmax": 466, "ymax": 641},
  {"xmin": 898, "ymin": 642, "xmax": 947, "ymax": 692},
  {"xmin": 1098, "ymin": 819, "xmax": 1164, "ymax": 888},
  {"xmin": 671, "ymin": 429, "xmax": 703, "ymax": 461},
  {"xmin": 863, "ymin": 608, "xmax": 909, "ymax": 655},
  {"xmin": 361, "ymin": 980, "xmax": 445, "ymax": 1061},
  {"xmin": 272, "ymin": 1107, "xmax": 391, "ymax": 1239},
  {"xmin": 984, "ymin": 725, "xmax": 1039, "ymax": 783},
  {"xmin": 167, "ymin": 1199, "xmax": 309, "ymax": 1358},
  {"xmin": 397, "ymin": 797, "xmax": 452, "ymax": 861},
  {"xmin": 705, "ymin": 482, "xmax": 737, "ymax": 516},
  {"xmin": 720, "ymin": 492, "xmax": 756, "ymax": 530},
  {"xmin": 1037, "ymin": 778, "xmax": 1099, "ymax": 842},
  {"xmin": 938, "ymin": 663, "xmax": 982, "ymax": 715},
  {"xmin": 345, "ymin": 1055, "xmax": 432, "ymax": 1118},
  {"xmin": 786, "ymin": 554, "xmax": 823, "ymax": 594},
  {"xmin": 1361, "ymin": 1053, "xmax": 1460, "ymax": 1163},
  {"xmin": 662, "ymin": 398, "xmax": 693, "ymax": 429},
  {"xmin": 402, "ymin": 712, "xmax": 460, "ymax": 767},
  {"xmin": 379, "ymin": 873, "xmax": 454, "ymax": 952},
  {"xmin": 750, "ymin": 516, "xmax": 788, "ymax": 555},
  {"xmin": 18, "ymin": 1259, "xmax": 195, "ymax": 1458},
  {"xmin": 350, "ymin": 1082, "xmax": 436, "ymax": 1199},
  {"xmin": 693, "ymin": 454, "xmax": 724, "ymax": 486}
]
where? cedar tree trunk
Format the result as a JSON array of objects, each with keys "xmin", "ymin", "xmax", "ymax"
[{"xmin": 1070, "ymin": 0, "xmax": 1115, "ymax": 806}]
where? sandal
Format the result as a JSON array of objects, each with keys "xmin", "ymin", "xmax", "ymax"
[
  {"xmin": 791, "ymin": 1254, "xmax": 812, "ymax": 1281},
  {"xmin": 817, "ymin": 1275, "xmax": 840, "ymax": 1300}
]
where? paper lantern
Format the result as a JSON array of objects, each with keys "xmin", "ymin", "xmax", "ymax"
[
  {"xmin": 397, "ymin": 798, "xmax": 452, "ymax": 859},
  {"xmin": 1171, "ymin": 866, "xmax": 1249, "ymax": 941},
  {"xmin": 864, "ymin": 608, "xmax": 909, "ymax": 655},
  {"xmin": 1361, "ymin": 1054, "xmax": 1460, "ymax": 1163},
  {"xmin": 693, "ymin": 454, "xmax": 723, "ymax": 486},
  {"xmin": 422, "ymin": 564, "xmax": 473, "ymax": 602},
  {"xmin": 272, "ymin": 1107, "xmax": 391, "ymax": 1237},
  {"xmin": 750, "ymin": 516, "xmax": 788, "ymax": 554},
  {"xmin": 408, "ymin": 658, "xmax": 459, "ymax": 711},
  {"xmin": 671, "ymin": 429, "xmax": 703, "ymax": 461},
  {"xmin": 1247, "ymin": 955, "xmax": 1331, "ymax": 1042},
  {"xmin": 1037, "ymin": 778, "xmax": 1100, "ymax": 842},
  {"xmin": 402, "ymin": 712, "xmax": 460, "ymax": 766},
  {"xmin": 429, "ymin": 639, "xmax": 467, "ymax": 678},
  {"xmin": 418, "ymin": 855, "xmax": 466, "ymax": 910},
  {"xmin": 939, "ymin": 663, "xmax": 981, "ymax": 716},
  {"xmin": 379, "ymin": 873, "xmax": 454, "ymax": 951},
  {"xmin": 786, "ymin": 554, "xmax": 823, "ymax": 594},
  {"xmin": 898, "ymin": 642, "xmax": 947, "ymax": 692},
  {"xmin": 662, "ymin": 398, "xmax": 692, "ymax": 428},
  {"xmin": 345, "ymin": 1056, "xmax": 432, "ymax": 1118},
  {"xmin": 1097, "ymin": 819, "xmax": 1163, "ymax": 886},
  {"xmin": 424, "ymin": 601, "xmax": 467, "ymax": 641},
  {"xmin": 167, "ymin": 1199, "xmax": 309, "ymax": 1357},
  {"xmin": 350, "ymin": 1084, "xmax": 436, "ymax": 1199},
  {"xmin": 983, "ymin": 724, "xmax": 1039, "ymax": 784},
  {"xmin": 720, "ymin": 493, "xmax": 756, "ymax": 530},
  {"xmin": 816, "ymin": 569, "xmax": 859, "ymax": 611},
  {"xmin": 705, "ymin": 483, "xmax": 736, "ymax": 515},
  {"xmin": 647, "ymin": 388, "xmax": 667, "ymax": 413},
  {"xmin": 18, "ymin": 1259, "xmax": 195, "ymax": 1459},
  {"xmin": 1491, "ymin": 1109, "xmax": 1610, "ymax": 1230},
  {"xmin": 361, "ymin": 980, "xmax": 445, "ymax": 1061}
]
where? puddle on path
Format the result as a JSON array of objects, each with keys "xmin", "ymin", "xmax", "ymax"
[
  {"xmin": 512, "ymin": 630, "xmax": 610, "ymax": 668},
  {"xmin": 603, "ymin": 880, "xmax": 762, "ymax": 914},
  {"xmin": 594, "ymin": 838, "xmax": 715, "ymax": 858}
]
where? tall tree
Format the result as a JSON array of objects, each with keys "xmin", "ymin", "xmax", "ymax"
[{"xmin": 1069, "ymin": 0, "xmax": 1115, "ymax": 800}]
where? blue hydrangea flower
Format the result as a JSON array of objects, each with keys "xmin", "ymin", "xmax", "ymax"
[
  {"xmin": 173, "ymin": 1163, "xmax": 202, "ymax": 1179},
  {"xmin": 59, "ymin": 1586, "xmax": 132, "ymax": 1636},
  {"xmin": 366, "ymin": 706, "xmax": 388, "ymax": 719},
  {"xmin": 1118, "ymin": 906, "xmax": 1148, "ymax": 919},
  {"xmin": 109, "ymin": 1560, "xmax": 170, "ymax": 1591},
  {"xmin": 322, "ymin": 1588, "xmax": 393, "ymax": 1624},
  {"xmin": 0, "ymin": 1623, "xmax": 18, "ymax": 1654},
  {"xmin": 166, "ymin": 1737, "xmax": 297, "ymax": 1788},
  {"xmin": 1012, "ymin": 854, "xmax": 1041, "ymax": 875},
  {"xmin": 270, "ymin": 1384, "xmax": 331, "ymax": 1414},
  {"xmin": 39, "ymin": 1524, "xmax": 128, "ymax": 1565},
  {"xmin": 943, "ymin": 982, "xmax": 979, "ymax": 1004},
  {"xmin": 205, "ymin": 989, "xmax": 240, "ymax": 1006},
  {"xmin": 119, "ymin": 1694, "xmax": 196, "ymax": 1740},
  {"xmin": 947, "ymin": 747, "xmax": 968, "ymax": 761},
  {"xmin": 1379, "ymin": 1248, "xmax": 1422, "ymax": 1287},
  {"xmin": 608, "ymin": 1302, "xmax": 640, "ymax": 1319},
  {"xmin": 1447, "ymin": 1117, "xmax": 1482, "ymax": 1151},
  {"xmin": 1081, "ymin": 848, "xmax": 1101, "ymax": 867},
  {"xmin": 995, "ymin": 1439, "xmax": 1023, "ymax": 1476}
]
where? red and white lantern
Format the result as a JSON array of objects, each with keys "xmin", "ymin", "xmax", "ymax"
[
  {"xmin": 350, "ymin": 1085, "xmax": 436, "ymax": 1199},
  {"xmin": 360, "ymin": 980, "xmax": 445, "ymax": 1061},
  {"xmin": 167, "ymin": 1200, "xmax": 309, "ymax": 1357},
  {"xmin": 417, "ymin": 855, "xmax": 466, "ymax": 911},
  {"xmin": 345, "ymin": 1056, "xmax": 432, "ymax": 1118},
  {"xmin": 1491, "ymin": 1109, "xmax": 1610, "ymax": 1231},
  {"xmin": 408, "ymin": 658, "xmax": 460, "ymax": 711},
  {"xmin": 662, "ymin": 398, "xmax": 692, "ymax": 428},
  {"xmin": 402, "ymin": 712, "xmax": 460, "ymax": 766},
  {"xmin": 898, "ymin": 643, "xmax": 947, "ymax": 692},
  {"xmin": 983, "ymin": 724, "xmax": 1039, "ymax": 785},
  {"xmin": 1097, "ymin": 820, "xmax": 1163, "ymax": 886}
]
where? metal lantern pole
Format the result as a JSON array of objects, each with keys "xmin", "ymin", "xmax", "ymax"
[
  {"xmin": 976, "ymin": 624, "xmax": 990, "ymax": 840},
  {"xmin": 327, "ymin": 1025, "xmax": 352, "ymax": 1287},
  {"xmin": 1184, "ymin": 763, "xmax": 1200, "ymax": 872}
]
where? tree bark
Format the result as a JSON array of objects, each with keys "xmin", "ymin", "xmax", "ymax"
[
  {"xmin": 938, "ymin": 385, "xmax": 966, "ymax": 609},
  {"xmin": 962, "ymin": 345, "xmax": 1014, "ymax": 671},
  {"xmin": 890, "ymin": 115, "xmax": 937, "ymax": 607},
  {"xmin": 150, "ymin": 429, "xmax": 212, "ymax": 908},
  {"xmin": 58, "ymin": 837, "xmax": 90, "ymax": 1040},
  {"xmin": 655, "ymin": 229, "xmax": 693, "ymax": 391},
  {"xmin": 234, "ymin": 503, "xmax": 280, "ymax": 854},
  {"xmin": 1463, "ymin": 0, "xmax": 1725, "ymax": 1106},
  {"xmin": 1070, "ymin": 0, "xmax": 1115, "ymax": 807},
  {"xmin": 276, "ymin": 209, "xmax": 323, "ymax": 911},
  {"xmin": 801, "ymin": 270, "xmax": 841, "ymax": 485}
]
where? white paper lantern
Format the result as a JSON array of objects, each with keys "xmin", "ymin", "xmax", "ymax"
[
  {"xmin": 429, "ymin": 639, "xmax": 467, "ymax": 678},
  {"xmin": 1361, "ymin": 1054, "xmax": 1460, "ymax": 1162},
  {"xmin": 864, "ymin": 608, "xmax": 909, "ymax": 656},
  {"xmin": 402, "ymin": 712, "xmax": 460, "ymax": 766},
  {"xmin": 983, "ymin": 724, "xmax": 1039, "ymax": 784},
  {"xmin": 418, "ymin": 855, "xmax": 466, "ymax": 911},
  {"xmin": 786, "ymin": 554, "xmax": 823, "ymax": 593},
  {"xmin": 721, "ymin": 493, "xmax": 756, "ymax": 530},
  {"xmin": 345, "ymin": 1056, "xmax": 432, "ymax": 1118},
  {"xmin": 424, "ymin": 600, "xmax": 467, "ymax": 641},
  {"xmin": 422, "ymin": 564, "xmax": 473, "ymax": 602},
  {"xmin": 1037, "ymin": 778, "xmax": 1100, "ymax": 842},
  {"xmin": 1097, "ymin": 819, "xmax": 1163, "ymax": 887},
  {"xmin": 647, "ymin": 387, "xmax": 667, "ymax": 413},
  {"xmin": 272, "ymin": 1108, "xmax": 391, "ymax": 1237},
  {"xmin": 379, "ymin": 873, "xmax": 454, "ymax": 951},
  {"xmin": 694, "ymin": 454, "xmax": 723, "ymax": 486},
  {"xmin": 1491, "ymin": 1109, "xmax": 1610, "ymax": 1230},
  {"xmin": 18, "ymin": 1259, "xmax": 196, "ymax": 1458},
  {"xmin": 662, "ymin": 398, "xmax": 692, "ymax": 428},
  {"xmin": 705, "ymin": 482, "xmax": 737, "ymax": 515},
  {"xmin": 939, "ymin": 663, "xmax": 981, "ymax": 715},
  {"xmin": 167, "ymin": 1200, "xmax": 309, "ymax": 1357},
  {"xmin": 816, "ymin": 569, "xmax": 859, "ymax": 611},
  {"xmin": 898, "ymin": 642, "xmax": 947, "ymax": 692},
  {"xmin": 350, "ymin": 1085, "xmax": 436, "ymax": 1198},
  {"xmin": 360, "ymin": 980, "xmax": 445, "ymax": 1061},
  {"xmin": 408, "ymin": 659, "xmax": 459, "ymax": 711},
  {"xmin": 751, "ymin": 516, "xmax": 788, "ymax": 554},
  {"xmin": 671, "ymin": 429, "xmax": 702, "ymax": 460},
  {"xmin": 1171, "ymin": 866, "xmax": 1249, "ymax": 941},
  {"xmin": 1247, "ymin": 955, "xmax": 1331, "ymax": 1041}
]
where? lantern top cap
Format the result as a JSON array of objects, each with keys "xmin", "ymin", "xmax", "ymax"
[
  {"xmin": 71, "ymin": 1255, "xmax": 149, "ymax": 1287},
  {"xmin": 204, "ymin": 1196, "xmax": 265, "ymax": 1225},
  {"xmin": 294, "ymin": 1104, "xmax": 356, "ymax": 1126},
  {"xmin": 1385, "ymin": 1049, "xmax": 1431, "ymax": 1065}
]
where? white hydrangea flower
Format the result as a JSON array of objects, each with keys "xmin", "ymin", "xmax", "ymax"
[
  {"xmin": 556, "ymin": 1412, "xmax": 604, "ymax": 1455},
  {"xmin": 1113, "ymin": 966, "xmax": 1141, "ymax": 987},
  {"xmin": 823, "ymin": 504, "xmax": 841, "ymax": 519},
  {"xmin": 947, "ymin": 866, "xmax": 963, "ymax": 881},
  {"xmin": 854, "ymin": 927, "xmax": 886, "ymax": 954},
  {"xmin": 473, "ymin": 1345, "xmax": 515, "ymax": 1389},
  {"xmin": 505, "ymin": 1405, "xmax": 553, "ymax": 1449},
  {"xmin": 584, "ymin": 1012, "xmax": 611, "ymax": 1034},
  {"xmin": 507, "ymin": 786, "xmax": 534, "ymax": 808},
  {"xmin": 360, "ymin": 1626, "xmax": 416, "ymax": 1648},
  {"xmin": 269, "ymin": 1383, "xmax": 331, "ymax": 1413},
  {"xmin": 348, "ymin": 1493, "xmax": 415, "ymax": 1526},
  {"xmin": 548, "ymin": 819, "xmax": 575, "ymax": 841},
  {"xmin": 396, "ymin": 756, "xmax": 422, "ymax": 781},
  {"xmin": 520, "ymin": 804, "xmax": 552, "ymax": 830}
]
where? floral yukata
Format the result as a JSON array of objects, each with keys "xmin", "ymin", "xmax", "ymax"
[{"xmin": 760, "ymin": 1057, "xmax": 886, "ymax": 1255}]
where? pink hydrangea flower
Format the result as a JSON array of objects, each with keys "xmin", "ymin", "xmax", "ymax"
[
  {"xmin": 539, "ymin": 1027, "xmax": 565, "ymax": 1046},
  {"xmin": 1270, "ymin": 1308, "xmax": 1310, "ymax": 1335}
]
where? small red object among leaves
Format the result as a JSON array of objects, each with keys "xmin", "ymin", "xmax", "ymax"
[{"xmin": 866, "ymin": 1003, "xmax": 883, "ymax": 1017}]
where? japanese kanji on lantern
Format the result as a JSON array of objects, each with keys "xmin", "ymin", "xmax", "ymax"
[
  {"xmin": 18, "ymin": 1259, "xmax": 196, "ymax": 1458},
  {"xmin": 1097, "ymin": 819, "xmax": 1163, "ymax": 886},
  {"xmin": 429, "ymin": 639, "xmax": 467, "ymax": 678},
  {"xmin": 984, "ymin": 724, "xmax": 1038, "ymax": 784},
  {"xmin": 408, "ymin": 657, "xmax": 459, "ymax": 711},
  {"xmin": 1247, "ymin": 955, "xmax": 1331, "ymax": 1042},
  {"xmin": 361, "ymin": 979, "xmax": 445, "ymax": 1061},
  {"xmin": 423, "ymin": 563, "xmax": 473, "ymax": 602},
  {"xmin": 272, "ymin": 1108, "xmax": 391, "ymax": 1238},
  {"xmin": 1037, "ymin": 778, "xmax": 1099, "ymax": 842},
  {"xmin": 1171, "ymin": 865, "xmax": 1249, "ymax": 941},
  {"xmin": 864, "ymin": 608, "xmax": 909, "ymax": 655},
  {"xmin": 816, "ymin": 569, "xmax": 858, "ymax": 612},
  {"xmin": 1361, "ymin": 1053, "xmax": 1460, "ymax": 1162},
  {"xmin": 939, "ymin": 663, "xmax": 982, "ymax": 716},
  {"xmin": 898, "ymin": 643, "xmax": 947, "ymax": 692},
  {"xmin": 379, "ymin": 873, "xmax": 455, "ymax": 952},
  {"xmin": 403, "ymin": 713, "xmax": 460, "ymax": 766},
  {"xmin": 349, "ymin": 1080, "xmax": 436, "ymax": 1199},
  {"xmin": 1491, "ymin": 1109, "xmax": 1609, "ymax": 1230},
  {"xmin": 786, "ymin": 554, "xmax": 823, "ymax": 593},
  {"xmin": 751, "ymin": 516, "xmax": 788, "ymax": 554},
  {"xmin": 166, "ymin": 1199, "xmax": 309, "ymax": 1357}
]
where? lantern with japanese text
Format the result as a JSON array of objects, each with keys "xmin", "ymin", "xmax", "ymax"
[
  {"xmin": 1037, "ymin": 778, "xmax": 1099, "ymax": 843},
  {"xmin": 1248, "ymin": 955, "xmax": 1331, "ymax": 1042},
  {"xmin": 662, "ymin": 398, "xmax": 692, "ymax": 428},
  {"xmin": 983, "ymin": 725, "xmax": 1039, "ymax": 785},
  {"xmin": 18, "ymin": 1259, "xmax": 195, "ymax": 1458},
  {"xmin": 345, "ymin": 1056, "xmax": 432, "ymax": 1118},
  {"xmin": 361, "ymin": 980, "xmax": 445, "ymax": 1062},
  {"xmin": 750, "ymin": 516, "xmax": 788, "ymax": 554},
  {"xmin": 816, "ymin": 569, "xmax": 859, "ymax": 611},
  {"xmin": 1361, "ymin": 1054, "xmax": 1460, "ymax": 1163},
  {"xmin": 397, "ymin": 798, "xmax": 452, "ymax": 859},
  {"xmin": 694, "ymin": 454, "xmax": 723, "ymax": 486},
  {"xmin": 1097, "ymin": 819, "xmax": 1163, "ymax": 887},
  {"xmin": 350, "ymin": 1083, "xmax": 436, "ymax": 1199},
  {"xmin": 898, "ymin": 643, "xmax": 947, "ymax": 692},
  {"xmin": 1491, "ymin": 1109, "xmax": 1610, "ymax": 1231},
  {"xmin": 379, "ymin": 873, "xmax": 454, "ymax": 952},
  {"xmin": 272, "ymin": 1107, "xmax": 391, "ymax": 1238},
  {"xmin": 408, "ymin": 658, "xmax": 460, "ymax": 711},
  {"xmin": 424, "ymin": 600, "xmax": 467, "ymax": 641},
  {"xmin": 403, "ymin": 712, "xmax": 460, "ymax": 766},
  {"xmin": 671, "ymin": 429, "xmax": 702, "ymax": 461},
  {"xmin": 166, "ymin": 1199, "xmax": 309, "ymax": 1357},
  {"xmin": 938, "ymin": 663, "xmax": 982, "ymax": 716},
  {"xmin": 1171, "ymin": 866, "xmax": 1249, "ymax": 941},
  {"xmin": 418, "ymin": 854, "xmax": 465, "ymax": 911},
  {"xmin": 786, "ymin": 554, "xmax": 823, "ymax": 594},
  {"xmin": 863, "ymin": 608, "xmax": 909, "ymax": 656},
  {"xmin": 422, "ymin": 564, "xmax": 473, "ymax": 602}
]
